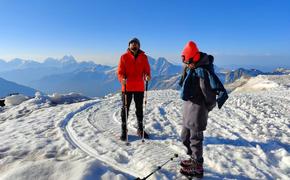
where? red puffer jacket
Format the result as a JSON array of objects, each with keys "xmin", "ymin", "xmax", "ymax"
[{"xmin": 117, "ymin": 49, "xmax": 151, "ymax": 92}]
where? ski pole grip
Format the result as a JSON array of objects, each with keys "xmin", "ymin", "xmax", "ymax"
[{"xmin": 145, "ymin": 80, "xmax": 148, "ymax": 91}]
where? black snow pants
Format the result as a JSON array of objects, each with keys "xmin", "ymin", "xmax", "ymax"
[{"xmin": 121, "ymin": 92, "xmax": 144, "ymax": 133}]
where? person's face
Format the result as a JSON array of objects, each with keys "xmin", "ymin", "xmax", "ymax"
[
  {"xmin": 129, "ymin": 42, "xmax": 139, "ymax": 52},
  {"xmin": 182, "ymin": 56, "xmax": 196, "ymax": 69},
  {"xmin": 187, "ymin": 63, "xmax": 196, "ymax": 69}
]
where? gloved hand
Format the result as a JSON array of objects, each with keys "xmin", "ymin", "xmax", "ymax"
[
  {"xmin": 122, "ymin": 78, "xmax": 127, "ymax": 85},
  {"xmin": 145, "ymin": 75, "xmax": 151, "ymax": 81}
]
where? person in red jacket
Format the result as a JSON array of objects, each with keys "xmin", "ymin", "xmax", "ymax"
[{"xmin": 117, "ymin": 38, "xmax": 151, "ymax": 141}]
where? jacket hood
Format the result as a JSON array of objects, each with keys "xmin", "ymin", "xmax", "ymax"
[{"xmin": 195, "ymin": 52, "xmax": 211, "ymax": 67}]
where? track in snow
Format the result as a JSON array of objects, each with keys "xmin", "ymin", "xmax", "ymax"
[
  {"xmin": 61, "ymin": 93, "xmax": 184, "ymax": 179},
  {"xmin": 61, "ymin": 89, "xmax": 290, "ymax": 179}
]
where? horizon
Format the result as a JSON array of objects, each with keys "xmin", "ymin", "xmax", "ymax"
[
  {"xmin": 1, "ymin": 54, "xmax": 289, "ymax": 72},
  {"xmin": 0, "ymin": 0, "xmax": 290, "ymax": 69}
]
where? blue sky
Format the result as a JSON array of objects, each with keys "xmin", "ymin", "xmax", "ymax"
[{"xmin": 0, "ymin": 0, "xmax": 289, "ymax": 70}]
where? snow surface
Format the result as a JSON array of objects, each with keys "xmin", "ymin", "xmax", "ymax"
[
  {"xmin": 4, "ymin": 94, "xmax": 29, "ymax": 106},
  {"xmin": 47, "ymin": 92, "xmax": 91, "ymax": 105},
  {"xmin": 233, "ymin": 75, "xmax": 280, "ymax": 93},
  {"xmin": 0, "ymin": 75, "xmax": 289, "ymax": 180}
]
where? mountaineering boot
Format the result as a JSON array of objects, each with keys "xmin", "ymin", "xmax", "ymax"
[
  {"xmin": 180, "ymin": 158, "xmax": 194, "ymax": 168},
  {"xmin": 180, "ymin": 159, "xmax": 204, "ymax": 178}
]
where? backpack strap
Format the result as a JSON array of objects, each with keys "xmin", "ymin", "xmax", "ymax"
[{"xmin": 179, "ymin": 66, "xmax": 189, "ymax": 87}]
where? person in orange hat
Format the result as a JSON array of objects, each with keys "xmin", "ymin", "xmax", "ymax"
[
  {"xmin": 179, "ymin": 41, "xmax": 218, "ymax": 178},
  {"xmin": 117, "ymin": 38, "xmax": 151, "ymax": 142}
]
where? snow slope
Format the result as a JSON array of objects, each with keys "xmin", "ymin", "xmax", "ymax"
[
  {"xmin": 0, "ymin": 75, "xmax": 289, "ymax": 180},
  {"xmin": 233, "ymin": 75, "xmax": 290, "ymax": 93}
]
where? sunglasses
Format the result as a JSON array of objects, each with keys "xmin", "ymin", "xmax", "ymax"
[
  {"xmin": 182, "ymin": 52, "xmax": 199, "ymax": 65},
  {"xmin": 182, "ymin": 58, "xmax": 194, "ymax": 65}
]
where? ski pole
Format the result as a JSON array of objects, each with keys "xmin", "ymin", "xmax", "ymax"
[
  {"xmin": 124, "ymin": 81, "xmax": 130, "ymax": 146},
  {"xmin": 142, "ymin": 80, "xmax": 148, "ymax": 143},
  {"xmin": 135, "ymin": 154, "xmax": 179, "ymax": 180}
]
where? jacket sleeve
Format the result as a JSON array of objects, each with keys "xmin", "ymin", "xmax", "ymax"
[
  {"xmin": 200, "ymin": 71, "xmax": 216, "ymax": 111},
  {"xmin": 117, "ymin": 55, "xmax": 125, "ymax": 82},
  {"xmin": 144, "ymin": 56, "xmax": 151, "ymax": 78}
]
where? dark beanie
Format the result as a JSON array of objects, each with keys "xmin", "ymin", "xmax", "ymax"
[{"xmin": 128, "ymin": 38, "xmax": 140, "ymax": 46}]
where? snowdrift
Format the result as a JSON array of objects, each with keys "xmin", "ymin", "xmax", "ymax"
[
  {"xmin": 3, "ymin": 92, "xmax": 90, "ymax": 107},
  {"xmin": 5, "ymin": 94, "xmax": 29, "ymax": 106}
]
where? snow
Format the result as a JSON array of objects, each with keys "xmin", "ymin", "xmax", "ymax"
[
  {"xmin": 233, "ymin": 75, "xmax": 290, "ymax": 93},
  {"xmin": 48, "ymin": 92, "xmax": 91, "ymax": 104},
  {"xmin": 0, "ymin": 75, "xmax": 289, "ymax": 179},
  {"xmin": 3, "ymin": 92, "xmax": 91, "ymax": 107},
  {"xmin": 4, "ymin": 94, "xmax": 29, "ymax": 106},
  {"xmin": 224, "ymin": 76, "xmax": 250, "ymax": 92}
]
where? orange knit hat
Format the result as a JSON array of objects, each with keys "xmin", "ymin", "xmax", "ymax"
[{"xmin": 181, "ymin": 41, "xmax": 200, "ymax": 63}]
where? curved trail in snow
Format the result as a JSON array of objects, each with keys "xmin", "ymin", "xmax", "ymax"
[
  {"xmin": 61, "ymin": 93, "xmax": 184, "ymax": 179},
  {"xmin": 60, "ymin": 99, "xmax": 143, "ymax": 178},
  {"xmin": 61, "ymin": 88, "xmax": 290, "ymax": 179}
]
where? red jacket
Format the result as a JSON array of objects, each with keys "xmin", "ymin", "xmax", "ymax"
[{"xmin": 117, "ymin": 49, "xmax": 151, "ymax": 92}]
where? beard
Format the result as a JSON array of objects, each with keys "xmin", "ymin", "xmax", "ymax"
[{"xmin": 131, "ymin": 47, "xmax": 138, "ymax": 51}]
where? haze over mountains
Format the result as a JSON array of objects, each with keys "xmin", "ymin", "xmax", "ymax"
[
  {"xmin": 0, "ymin": 56, "xmax": 289, "ymax": 97},
  {"xmin": 0, "ymin": 77, "xmax": 37, "ymax": 98}
]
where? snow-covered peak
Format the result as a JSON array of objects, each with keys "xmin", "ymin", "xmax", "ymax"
[
  {"xmin": 60, "ymin": 55, "xmax": 77, "ymax": 64},
  {"xmin": 231, "ymin": 68, "xmax": 263, "ymax": 75},
  {"xmin": 156, "ymin": 57, "xmax": 170, "ymax": 65},
  {"xmin": 224, "ymin": 68, "xmax": 264, "ymax": 84},
  {"xmin": 148, "ymin": 56, "xmax": 181, "ymax": 76},
  {"xmin": 9, "ymin": 58, "xmax": 25, "ymax": 64},
  {"xmin": 0, "ymin": 58, "xmax": 41, "ymax": 70},
  {"xmin": 43, "ymin": 57, "xmax": 59, "ymax": 65}
]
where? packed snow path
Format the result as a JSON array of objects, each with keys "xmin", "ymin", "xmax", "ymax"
[
  {"xmin": 64, "ymin": 88, "xmax": 289, "ymax": 179},
  {"xmin": 65, "ymin": 91, "xmax": 184, "ymax": 179}
]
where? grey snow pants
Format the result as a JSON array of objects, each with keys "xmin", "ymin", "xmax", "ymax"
[{"xmin": 181, "ymin": 127, "xmax": 204, "ymax": 163}]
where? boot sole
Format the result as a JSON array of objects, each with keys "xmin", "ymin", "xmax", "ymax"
[{"xmin": 180, "ymin": 170, "xmax": 203, "ymax": 178}]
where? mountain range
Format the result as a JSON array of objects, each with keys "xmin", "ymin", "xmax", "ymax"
[{"xmin": 0, "ymin": 56, "xmax": 289, "ymax": 97}]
